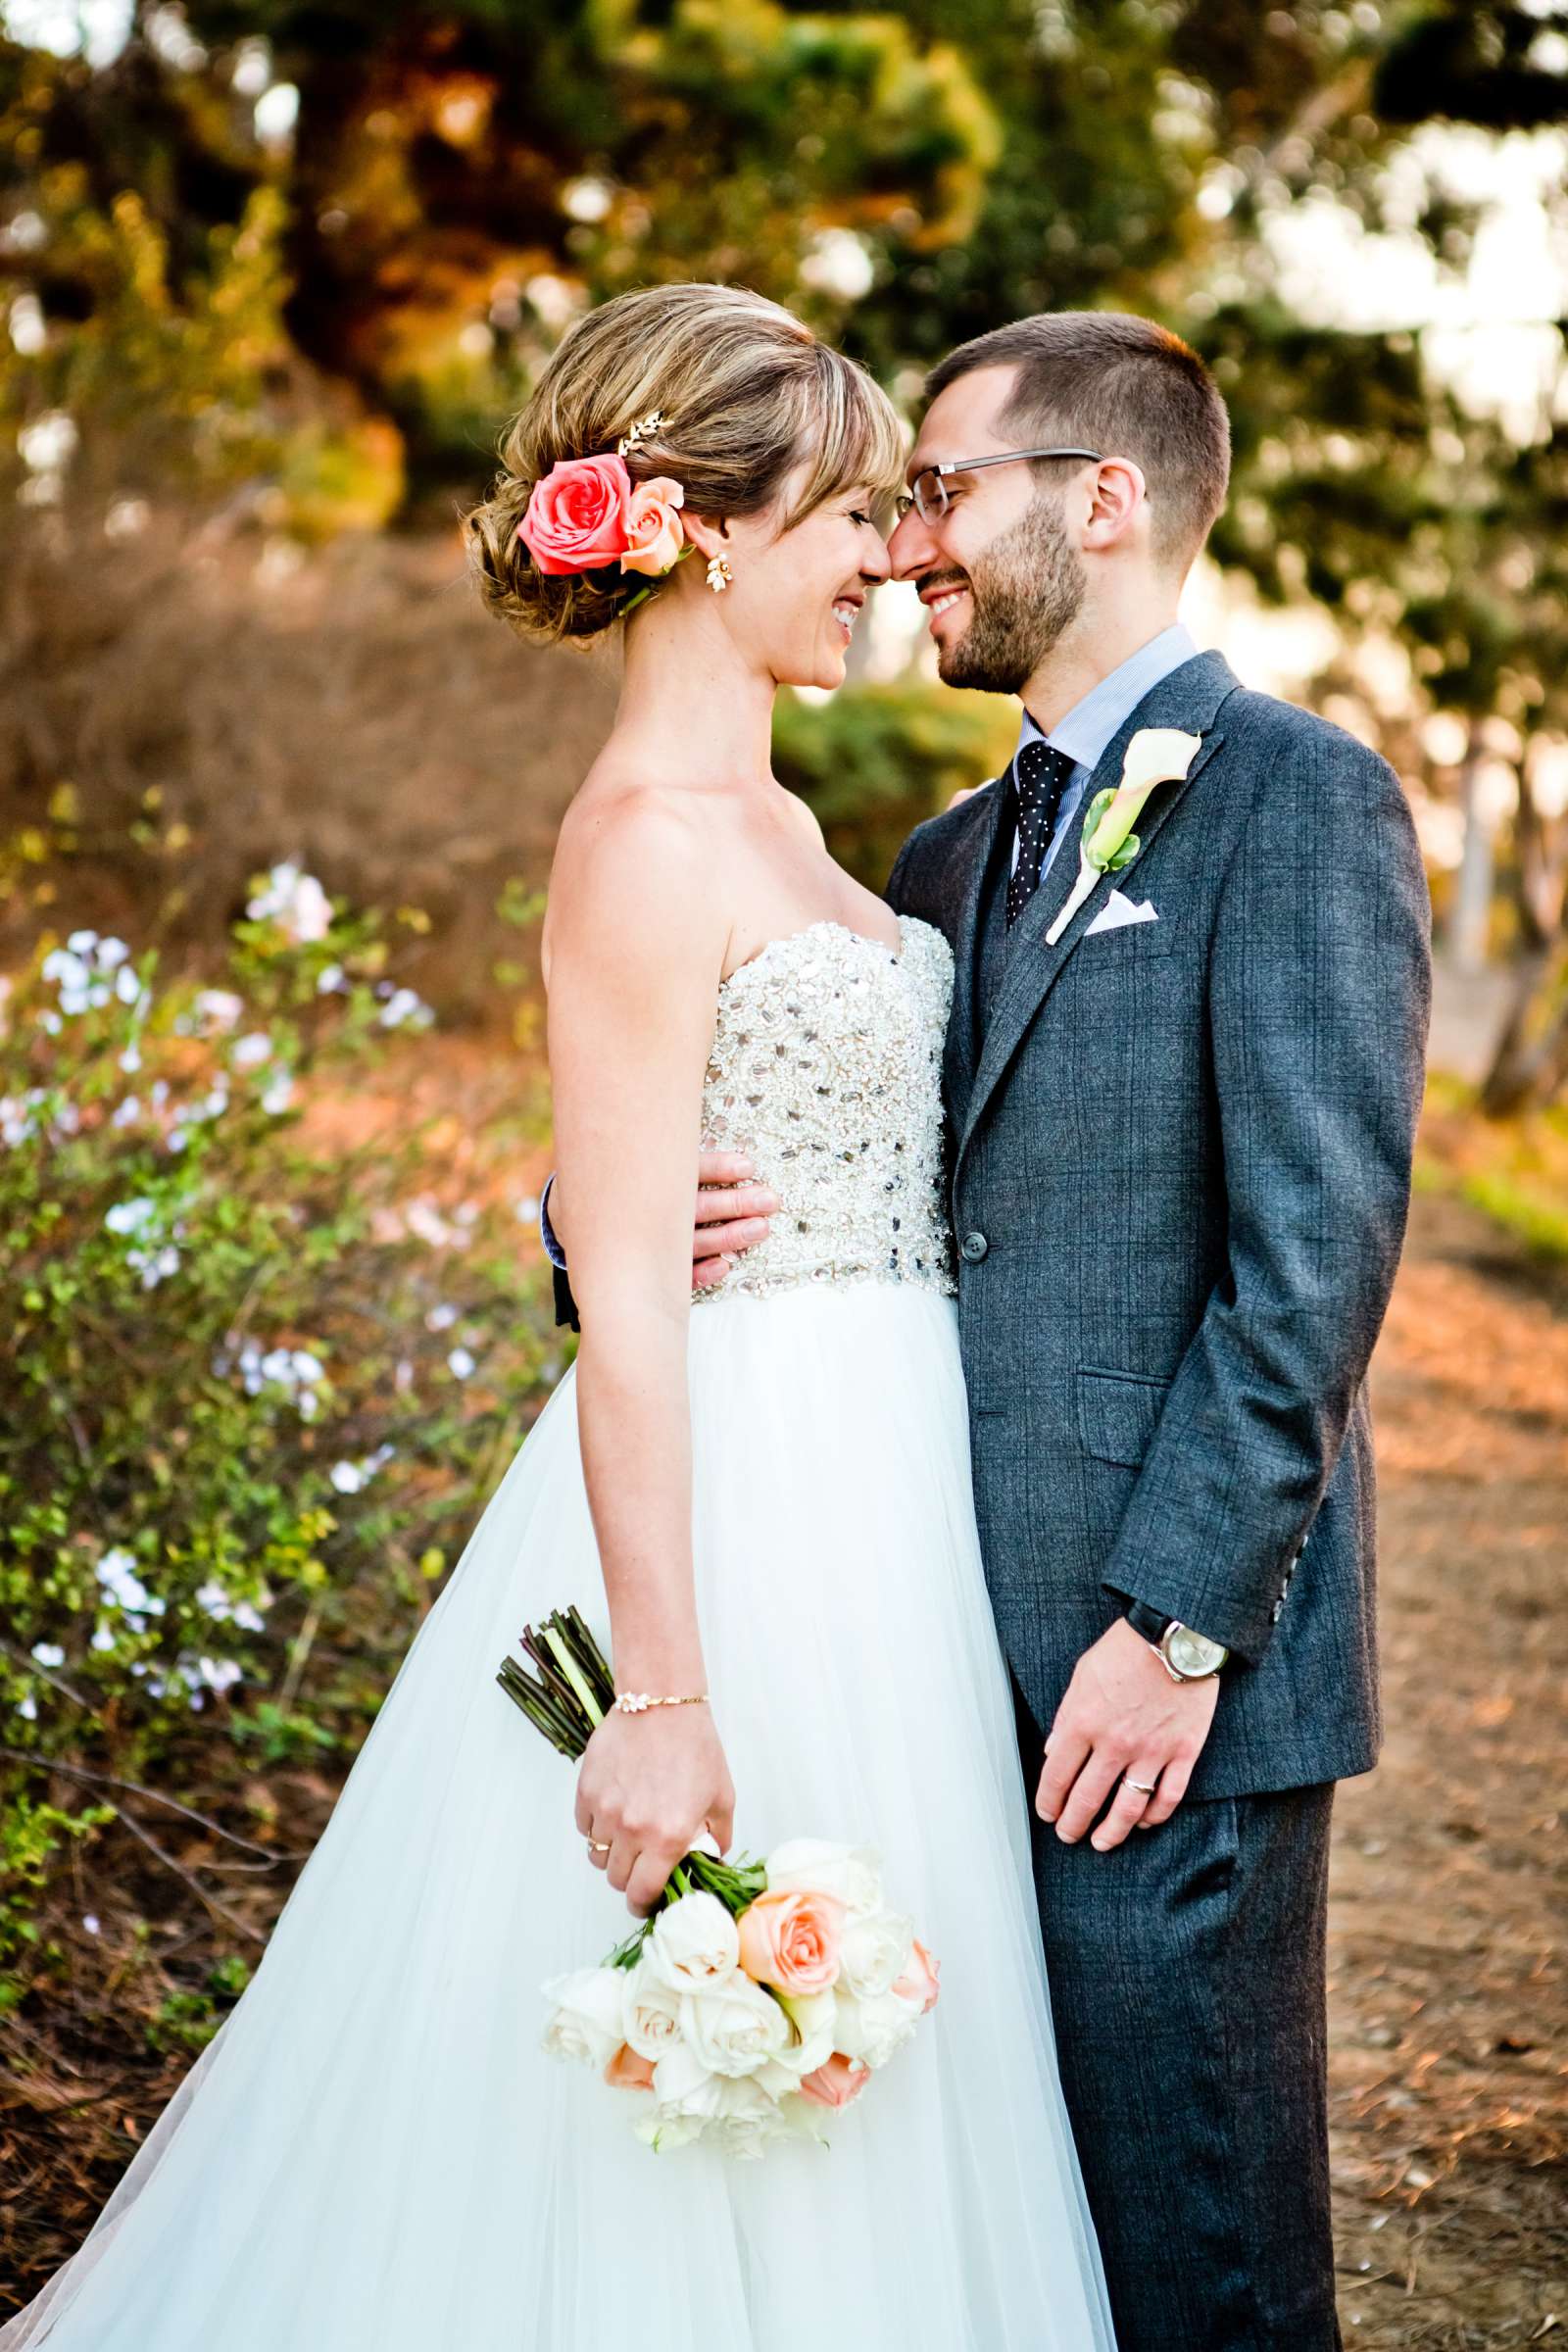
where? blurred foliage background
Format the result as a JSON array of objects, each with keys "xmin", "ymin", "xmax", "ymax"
[
  {"xmin": 2, "ymin": 3, "xmax": 1567, "ymax": 2326},
  {"xmin": 2, "ymin": 1, "xmax": 1566, "ymax": 1085}
]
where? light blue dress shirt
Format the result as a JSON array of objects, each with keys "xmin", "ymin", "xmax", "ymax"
[
  {"xmin": 1008, "ymin": 620, "xmax": 1199, "ymax": 881},
  {"xmin": 541, "ymin": 621, "xmax": 1200, "ymax": 1269}
]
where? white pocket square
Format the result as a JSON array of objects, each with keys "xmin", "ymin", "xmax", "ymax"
[{"xmin": 1086, "ymin": 888, "xmax": 1158, "ymax": 936}]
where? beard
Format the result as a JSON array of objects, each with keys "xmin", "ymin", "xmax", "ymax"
[{"xmin": 934, "ymin": 494, "xmax": 1086, "ymax": 694}]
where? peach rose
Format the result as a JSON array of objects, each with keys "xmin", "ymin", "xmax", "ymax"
[
  {"xmin": 516, "ymin": 452, "xmax": 631, "ymax": 574},
  {"xmin": 603, "ymin": 2041, "xmax": 657, "ymax": 2092},
  {"xmin": 620, "ymin": 476, "xmax": 686, "ymax": 577},
  {"xmin": 737, "ymin": 1886, "xmax": 845, "ymax": 1996},
  {"xmin": 891, "ymin": 1937, "xmax": 941, "ymax": 2015},
  {"xmin": 798, "ymin": 2052, "xmax": 870, "ymax": 2111}
]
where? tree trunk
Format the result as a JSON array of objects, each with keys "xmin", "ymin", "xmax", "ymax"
[
  {"xmin": 1449, "ymin": 724, "xmax": 1496, "ymax": 971},
  {"xmin": 1478, "ymin": 737, "xmax": 1568, "ymax": 1116},
  {"xmin": 1479, "ymin": 941, "xmax": 1568, "ymax": 1116}
]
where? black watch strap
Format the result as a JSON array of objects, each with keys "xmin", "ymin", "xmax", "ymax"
[
  {"xmin": 551, "ymin": 1261, "xmax": 581, "ymax": 1336},
  {"xmin": 1124, "ymin": 1599, "xmax": 1173, "ymax": 1647}
]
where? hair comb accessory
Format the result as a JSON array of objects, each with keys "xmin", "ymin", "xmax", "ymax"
[{"xmin": 615, "ymin": 411, "xmax": 670, "ymax": 459}]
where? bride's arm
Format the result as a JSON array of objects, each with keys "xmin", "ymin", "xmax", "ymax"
[{"xmin": 545, "ymin": 791, "xmax": 737, "ymax": 1915}]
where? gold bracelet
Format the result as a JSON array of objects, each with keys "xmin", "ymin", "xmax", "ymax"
[{"xmin": 613, "ymin": 1690, "xmax": 710, "ymax": 1714}]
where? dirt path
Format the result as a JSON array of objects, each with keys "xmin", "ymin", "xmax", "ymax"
[{"xmin": 1330, "ymin": 1190, "xmax": 1566, "ymax": 2347}]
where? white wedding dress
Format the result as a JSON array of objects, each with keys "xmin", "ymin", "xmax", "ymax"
[{"xmin": 5, "ymin": 915, "xmax": 1114, "ymax": 2352}]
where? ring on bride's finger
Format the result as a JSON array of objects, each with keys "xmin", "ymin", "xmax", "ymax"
[
  {"xmin": 586, "ymin": 1838, "xmax": 612, "ymax": 1855},
  {"xmin": 1124, "ymin": 1776, "xmax": 1157, "ymax": 1796}
]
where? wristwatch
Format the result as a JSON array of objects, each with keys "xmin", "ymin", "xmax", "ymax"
[{"xmin": 1124, "ymin": 1599, "xmax": 1228, "ymax": 1683}]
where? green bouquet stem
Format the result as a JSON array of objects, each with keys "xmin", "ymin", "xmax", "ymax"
[{"xmin": 496, "ymin": 1606, "xmax": 767, "ymax": 1968}]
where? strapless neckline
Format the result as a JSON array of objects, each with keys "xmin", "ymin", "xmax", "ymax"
[{"xmin": 718, "ymin": 914, "xmax": 921, "ymax": 999}]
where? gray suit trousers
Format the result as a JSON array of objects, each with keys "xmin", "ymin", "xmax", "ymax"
[{"xmin": 1012, "ymin": 1673, "xmax": 1341, "ymax": 2352}]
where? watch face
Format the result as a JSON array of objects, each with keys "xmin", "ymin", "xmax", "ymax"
[{"xmin": 1166, "ymin": 1624, "xmax": 1225, "ymax": 1678}]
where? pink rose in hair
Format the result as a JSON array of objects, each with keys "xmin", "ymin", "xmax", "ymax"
[
  {"xmin": 517, "ymin": 452, "xmax": 632, "ymax": 574},
  {"xmin": 620, "ymin": 476, "xmax": 686, "ymax": 577},
  {"xmin": 798, "ymin": 2052, "xmax": 870, "ymax": 2110}
]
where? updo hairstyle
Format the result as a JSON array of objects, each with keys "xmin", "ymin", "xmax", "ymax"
[{"xmin": 463, "ymin": 282, "xmax": 905, "ymax": 646}]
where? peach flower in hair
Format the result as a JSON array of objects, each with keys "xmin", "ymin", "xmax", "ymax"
[{"xmin": 620, "ymin": 477, "xmax": 686, "ymax": 576}]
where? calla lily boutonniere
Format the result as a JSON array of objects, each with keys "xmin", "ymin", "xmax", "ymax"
[{"xmin": 1044, "ymin": 726, "xmax": 1204, "ymax": 946}]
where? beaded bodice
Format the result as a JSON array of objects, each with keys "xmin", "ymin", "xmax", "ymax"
[{"xmin": 696, "ymin": 916, "xmax": 956, "ymax": 1304}]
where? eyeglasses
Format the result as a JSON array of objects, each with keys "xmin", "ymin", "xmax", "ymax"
[{"xmin": 895, "ymin": 447, "xmax": 1104, "ymax": 524}]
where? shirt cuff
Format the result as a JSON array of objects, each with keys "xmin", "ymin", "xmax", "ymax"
[{"xmin": 539, "ymin": 1173, "xmax": 567, "ymax": 1271}]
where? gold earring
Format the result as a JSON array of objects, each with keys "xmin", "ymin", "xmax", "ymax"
[{"xmin": 705, "ymin": 554, "xmax": 733, "ymax": 595}]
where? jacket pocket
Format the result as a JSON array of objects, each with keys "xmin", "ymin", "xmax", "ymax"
[
  {"xmin": 1076, "ymin": 1365, "xmax": 1171, "ymax": 1468},
  {"xmin": 1074, "ymin": 919, "xmax": 1180, "ymax": 965}
]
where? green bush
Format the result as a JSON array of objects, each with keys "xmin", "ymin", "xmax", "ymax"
[
  {"xmin": 1, "ymin": 876, "xmax": 559, "ymax": 1999},
  {"xmin": 774, "ymin": 681, "xmax": 1017, "ymax": 892}
]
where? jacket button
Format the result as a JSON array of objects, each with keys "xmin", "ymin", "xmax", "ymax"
[{"xmin": 960, "ymin": 1231, "xmax": 988, "ymax": 1262}]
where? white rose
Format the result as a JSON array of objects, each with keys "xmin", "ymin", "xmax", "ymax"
[
  {"xmin": 540, "ymin": 1966, "xmax": 627, "ymax": 2070},
  {"xmin": 754, "ymin": 1984, "xmax": 837, "ymax": 2096},
  {"xmin": 763, "ymin": 1838, "xmax": 884, "ymax": 1919},
  {"xmin": 679, "ymin": 1974, "xmax": 791, "ymax": 2079},
  {"xmin": 709, "ymin": 2076, "xmax": 779, "ymax": 2162},
  {"xmin": 715, "ymin": 2091, "xmax": 788, "ymax": 2160},
  {"xmin": 832, "ymin": 1982, "xmax": 922, "ymax": 2071},
  {"xmin": 649, "ymin": 2039, "xmax": 725, "ymax": 2132},
  {"xmin": 773, "ymin": 2090, "xmax": 833, "ymax": 2148},
  {"xmin": 622, "ymin": 1960, "xmax": 684, "ymax": 2063},
  {"xmin": 632, "ymin": 2107, "xmax": 706, "ymax": 2153},
  {"xmin": 645, "ymin": 1890, "xmax": 741, "ymax": 1992},
  {"xmin": 639, "ymin": 2049, "xmax": 778, "ymax": 2153},
  {"xmin": 838, "ymin": 1908, "xmax": 914, "ymax": 2000}
]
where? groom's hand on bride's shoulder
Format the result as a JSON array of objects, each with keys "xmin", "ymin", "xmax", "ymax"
[
  {"xmin": 1035, "ymin": 1619, "xmax": 1220, "ymax": 1853},
  {"xmin": 691, "ymin": 1151, "xmax": 778, "ymax": 1291}
]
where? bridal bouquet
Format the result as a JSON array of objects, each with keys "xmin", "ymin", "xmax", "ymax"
[{"xmin": 497, "ymin": 1607, "xmax": 941, "ymax": 2157}]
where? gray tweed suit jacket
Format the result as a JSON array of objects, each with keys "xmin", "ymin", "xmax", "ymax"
[{"xmin": 887, "ymin": 648, "xmax": 1432, "ymax": 1800}]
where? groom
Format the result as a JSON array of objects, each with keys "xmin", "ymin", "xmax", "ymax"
[{"xmin": 674, "ymin": 314, "xmax": 1428, "ymax": 2350}]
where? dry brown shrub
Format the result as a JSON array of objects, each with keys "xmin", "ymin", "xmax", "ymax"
[{"xmin": 0, "ymin": 512, "xmax": 618, "ymax": 1017}]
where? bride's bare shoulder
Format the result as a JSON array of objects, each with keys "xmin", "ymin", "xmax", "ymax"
[
  {"xmin": 544, "ymin": 764, "xmax": 726, "ymax": 987},
  {"xmin": 552, "ymin": 763, "xmax": 716, "ymax": 906}
]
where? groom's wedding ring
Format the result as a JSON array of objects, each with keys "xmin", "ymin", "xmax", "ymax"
[{"xmin": 1124, "ymin": 1776, "xmax": 1157, "ymax": 1796}]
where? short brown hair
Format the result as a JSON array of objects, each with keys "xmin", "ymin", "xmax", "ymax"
[
  {"xmin": 924, "ymin": 312, "xmax": 1230, "ymax": 573},
  {"xmin": 466, "ymin": 282, "xmax": 905, "ymax": 645}
]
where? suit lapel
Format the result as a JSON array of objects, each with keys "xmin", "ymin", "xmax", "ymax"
[
  {"xmin": 942, "ymin": 773, "xmax": 1011, "ymax": 1119},
  {"xmin": 956, "ymin": 651, "xmax": 1241, "ymax": 1175}
]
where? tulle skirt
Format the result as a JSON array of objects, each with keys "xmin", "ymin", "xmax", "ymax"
[{"xmin": 5, "ymin": 1282, "xmax": 1114, "ymax": 2351}]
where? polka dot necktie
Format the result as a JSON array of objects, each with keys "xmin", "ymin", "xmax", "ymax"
[{"xmin": 1005, "ymin": 739, "xmax": 1078, "ymax": 926}]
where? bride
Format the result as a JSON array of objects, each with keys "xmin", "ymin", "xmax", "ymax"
[{"xmin": 4, "ymin": 283, "xmax": 1114, "ymax": 2351}]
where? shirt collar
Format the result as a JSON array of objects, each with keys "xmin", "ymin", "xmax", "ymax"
[{"xmin": 1015, "ymin": 621, "xmax": 1200, "ymax": 774}]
